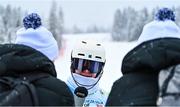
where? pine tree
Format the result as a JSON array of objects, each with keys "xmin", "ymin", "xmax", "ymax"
[
  {"xmin": 2, "ymin": 5, "xmax": 13, "ymax": 43},
  {"xmin": 0, "ymin": 5, "xmax": 5, "ymax": 42},
  {"xmin": 48, "ymin": 1, "xmax": 65, "ymax": 50},
  {"xmin": 2, "ymin": 5, "xmax": 11, "ymax": 35},
  {"xmin": 86, "ymin": 25, "xmax": 99, "ymax": 33},
  {"xmin": 49, "ymin": 1, "xmax": 59, "ymax": 48},
  {"xmin": 58, "ymin": 6, "xmax": 64, "ymax": 36},
  {"xmin": 111, "ymin": 7, "xmax": 152, "ymax": 42},
  {"xmin": 57, "ymin": 6, "xmax": 64, "ymax": 48},
  {"xmin": 132, "ymin": 7, "xmax": 150, "ymax": 41},
  {"xmin": 175, "ymin": 6, "xmax": 180, "ymax": 26},
  {"xmin": 126, "ymin": 7, "xmax": 138, "ymax": 41},
  {"xmin": 72, "ymin": 25, "xmax": 83, "ymax": 34},
  {"xmin": 111, "ymin": 9, "xmax": 127, "ymax": 41}
]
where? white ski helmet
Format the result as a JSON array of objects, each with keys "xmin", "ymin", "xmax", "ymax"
[
  {"xmin": 71, "ymin": 40, "xmax": 106, "ymax": 63},
  {"xmin": 71, "ymin": 40, "xmax": 106, "ymax": 96}
]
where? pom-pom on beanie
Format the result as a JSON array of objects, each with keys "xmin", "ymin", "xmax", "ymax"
[
  {"xmin": 23, "ymin": 13, "xmax": 42, "ymax": 29},
  {"xmin": 138, "ymin": 8, "xmax": 180, "ymax": 44},
  {"xmin": 15, "ymin": 13, "xmax": 59, "ymax": 61},
  {"xmin": 155, "ymin": 7, "xmax": 175, "ymax": 21}
]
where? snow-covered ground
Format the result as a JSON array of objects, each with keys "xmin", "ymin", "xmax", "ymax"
[{"xmin": 54, "ymin": 33, "xmax": 137, "ymax": 93}]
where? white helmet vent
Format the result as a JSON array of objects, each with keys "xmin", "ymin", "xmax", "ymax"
[
  {"xmin": 78, "ymin": 53, "xmax": 85, "ymax": 56},
  {"xmin": 96, "ymin": 44, "xmax": 101, "ymax": 46},
  {"xmin": 88, "ymin": 55, "xmax": 92, "ymax": 58},
  {"xmin": 95, "ymin": 56, "xmax": 102, "ymax": 59},
  {"xmin": 82, "ymin": 41, "xmax": 87, "ymax": 44}
]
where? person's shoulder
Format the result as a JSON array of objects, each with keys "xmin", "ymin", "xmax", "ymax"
[
  {"xmin": 36, "ymin": 75, "xmax": 73, "ymax": 94},
  {"xmin": 36, "ymin": 75, "xmax": 67, "ymax": 87}
]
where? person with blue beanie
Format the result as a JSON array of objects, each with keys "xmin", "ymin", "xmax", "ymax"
[
  {"xmin": 138, "ymin": 8, "xmax": 180, "ymax": 44},
  {"xmin": 0, "ymin": 13, "xmax": 74, "ymax": 106},
  {"xmin": 16, "ymin": 13, "xmax": 59, "ymax": 61},
  {"xmin": 106, "ymin": 8, "xmax": 180, "ymax": 106}
]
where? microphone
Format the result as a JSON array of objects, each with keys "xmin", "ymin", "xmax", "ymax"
[{"xmin": 74, "ymin": 87, "xmax": 88, "ymax": 98}]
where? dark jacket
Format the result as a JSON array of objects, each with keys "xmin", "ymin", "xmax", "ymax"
[
  {"xmin": 0, "ymin": 44, "xmax": 74, "ymax": 106},
  {"xmin": 106, "ymin": 38, "xmax": 180, "ymax": 106}
]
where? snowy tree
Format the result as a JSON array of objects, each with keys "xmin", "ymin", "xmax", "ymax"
[
  {"xmin": 9, "ymin": 7, "xmax": 22, "ymax": 42},
  {"xmin": 0, "ymin": 5, "xmax": 5, "ymax": 42},
  {"xmin": 111, "ymin": 7, "xmax": 152, "ymax": 42},
  {"xmin": 111, "ymin": 9, "xmax": 126, "ymax": 41},
  {"xmin": 49, "ymin": 1, "xmax": 60, "ymax": 49},
  {"xmin": 1, "ymin": 5, "xmax": 22, "ymax": 43},
  {"xmin": 0, "ymin": 5, "xmax": 22, "ymax": 43},
  {"xmin": 2, "ymin": 5, "xmax": 11, "ymax": 35},
  {"xmin": 58, "ymin": 6, "xmax": 64, "ymax": 36},
  {"xmin": 72, "ymin": 25, "xmax": 83, "ymax": 34},
  {"xmin": 48, "ymin": 1, "xmax": 64, "ymax": 49},
  {"xmin": 12, "ymin": 7, "xmax": 22, "ymax": 28},
  {"xmin": 98, "ymin": 26, "xmax": 110, "ymax": 33},
  {"xmin": 175, "ymin": 6, "xmax": 180, "ymax": 26},
  {"xmin": 57, "ymin": 6, "xmax": 64, "ymax": 48},
  {"xmin": 86, "ymin": 25, "xmax": 109, "ymax": 33},
  {"xmin": 126, "ymin": 7, "xmax": 138, "ymax": 41},
  {"xmin": 86, "ymin": 25, "xmax": 100, "ymax": 33},
  {"xmin": 131, "ymin": 7, "xmax": 150, "ymax": 41}
]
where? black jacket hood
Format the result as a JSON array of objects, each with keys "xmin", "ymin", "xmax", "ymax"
[
  {"xmin": 122, "ymin": 38, "xmax": 180, "ymax": 75},
  {"xmin": 0, "ymin": 44, "xmax": 57, "ymax": 77}
]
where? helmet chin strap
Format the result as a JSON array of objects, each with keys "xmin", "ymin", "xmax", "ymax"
[{"xmin": 71, "ymin": 70, "xmax": 104, "ymax": 98}]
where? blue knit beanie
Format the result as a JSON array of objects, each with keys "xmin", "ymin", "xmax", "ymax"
[{"xmin": 16, "ymin": 13, "xmax": 59, "ymax": 61}]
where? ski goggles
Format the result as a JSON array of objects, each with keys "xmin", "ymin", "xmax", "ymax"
[{"xmin": 72, "ymin": 58, "xmax": 104, "ymax": 74}]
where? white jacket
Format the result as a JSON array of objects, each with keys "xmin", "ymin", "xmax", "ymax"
[{"xmin": 66, "ymin": 73, "xmax": 107, "ymax": 106}]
